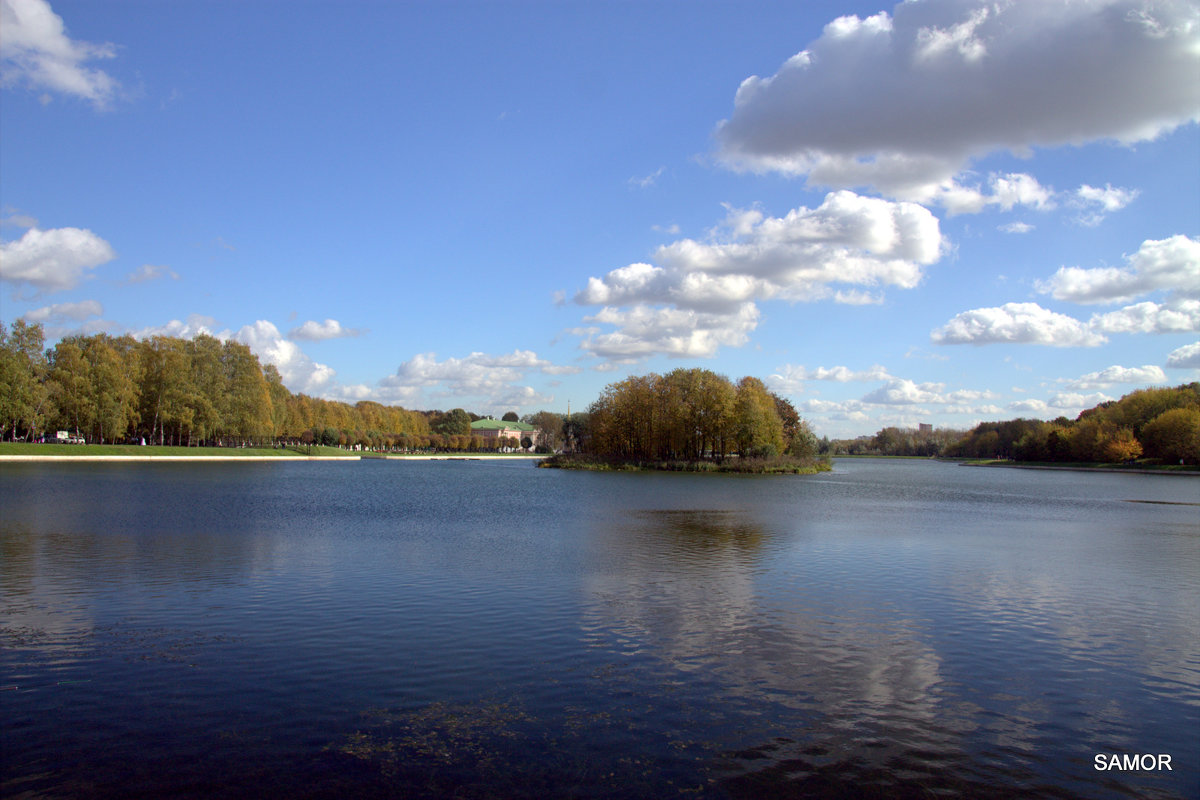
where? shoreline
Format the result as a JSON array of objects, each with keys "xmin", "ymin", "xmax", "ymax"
[
  {"xmin": 0, "ymin": 454, "xmax": 360, "ymax": 462},
  {"xmin": 0, "ymin": 453, "xmax": 548, "ymax": 463},
  {"xmin": 367, "ymin": 454, "xmax": 545, "ymax": 461},
  {"xmin": 960, "ymin": 461, "xmax": 1199, "ymax": 476}
]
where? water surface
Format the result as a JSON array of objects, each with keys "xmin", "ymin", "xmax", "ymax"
[{"xmin": 2, "ymin": 458, "xmax": 1197, "ymax": 798}]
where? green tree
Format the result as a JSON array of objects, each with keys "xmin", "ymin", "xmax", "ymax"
[
  {"xmin": 661, "ymin": 368, "xmax": 735, "ymax": 460},
  {"xmin": 525, "ymin": 410, "xmax": 564, "ymax": 452},
  {"xmin": 501, "ymin": 411, "xmax": 519, "ymax": 422},
  {"xmin": 83, "ymin": 335, "xmax": 139, "ymax": 443},
  {"xmin": 432, "ymin": 408, "xmax": 471, "ymax": 437},
  {"xmin": 1102, "ymin": 427, "xmax": 1142, "ymax": 463},
  {"xmin": 1140, "ymin": 407, "xmax": 1200, "ymax": 464},
  {"xmin": 186, "ymin": 335, "xmax": 226, "ymax": 444},
  {"xmin": 0, "ymin": 320, "xmax": 49, "ymax": 441},
  {"xmin": 264, "ymin": 364, "xmax": 291, "ymax": 439},
  {"xmin": 222, "ymin": 341, "xmax": 273, "ymax": 444},
  {"xmin": 733, "ymin": 376, "xmax": 784, "ymax": 457},
  {"xmin": 48, "ymin": 340, "xmax": 94, "ymax": 438}
]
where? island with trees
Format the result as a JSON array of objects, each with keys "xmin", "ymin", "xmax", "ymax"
[{"xmin": 538, "ymin": 367, "xmax": 830, "ymax": 473}]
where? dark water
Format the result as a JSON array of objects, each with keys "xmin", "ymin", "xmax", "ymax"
[{"xmin": 1, "ymin": 458, "xmax": 1197, "ymax": 799}]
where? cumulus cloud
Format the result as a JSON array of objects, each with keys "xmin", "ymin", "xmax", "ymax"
[
  {"xmin": 287, "ymin": 318, "xmax": 363, "ymax": 341},
  {"xmin": 123, "ymin": 264, "xmax": 179, "ymax": 284},
  {"xmin": 579, "ymin": 192, "xmax": 942, "ymax": 310},
  {"xmin": 0, "ymin": 0, "xmax": 121, "ymax": 108},
  {"xmin": 0, "ymin": 226, "xmax": 116, "ymax": 293},
  {"xmin": 1048, "ymin": 391, "xmax": 1114, "ymax": 409},
  {"xmin": 575, "ymin": 303, "xmax": 760, "ymax": 361},
  {"xmin": 1063, "ymin": 364, "xmax": 1168, "ymax": 389},
  {"xmin": 574, "ymin": 191, "xmax": 942, "ymax": 361},
  {"xmin": 862, "ymin": 379, "xmax": 947, "ymax": 405},
  {"xmin": 378, "ymin": 350, "xmax": 573, "ymax": 410},
  {"xmin": 931, "ymin": 302, "xmax": 1106, "ymax": 347},
  {"xmin": 1072, "ymin": 183, "xmax": 1139, "ymax": 225},
  {"xmin": 1008, "ymin": 398, "xmax": 1051, "ymax": 414},
  {"xmin": 1038, "ymin": 235, "xmax": 1200, "ymax": 305},
  {"xmin": 934, "ymin": 172, "xmax": 1056, "ymax": 216},
  {"xmin": 133, "ymin": 313, "xmax": 219, "ymax": 340},
  {"xmin": 1089, "ymin": 299, "xmax": 1200, "ymax": 334},
  {"xmin": 769, "ymin": 363, "xmax": 893, "ymax": 394},
  {"xmin": 1166, "ymin": 341, "xmax": 1200, "ymax": 369},
  {"xmin": 19, "ymin": 298, "xmax": 111, "ymax": 337},
  {"xmin": 232, "ymin": 320, "xmax": 337, "ymax": 395},
  {"xmin": 1007, "ymin": 392, "xmax": 1112, "ymax": 415},
  {"xmin": 21, "ymin": 298, "xmax": 102, "ymax": 323},
  {"xmin": 715, "ymin": 0, "xmax": 1200, "ymax": 197}
]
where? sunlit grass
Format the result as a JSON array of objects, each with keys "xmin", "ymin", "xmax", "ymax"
[{"xmin": 0, "ymin": 442, "xmax": 357, "ymax": 458}]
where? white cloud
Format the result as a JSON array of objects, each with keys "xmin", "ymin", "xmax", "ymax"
[
  {"xmin": 1038, "ymin": 235, "xmax": 1200, "ymax": 305},
  {"xmin": 287, "ymin": 318, "xmax": 363, "ymax": 341},
  {"xmin": 232, "ymin": 320, "xmax": 337, "ymax": 396},
  {"xmin": 0, "ymin": 226, "xmax": 116, "ymax": 293},
  {"xmin": 936, "ymin": 172, "xmax": 1057, "ymax": 216},
  {"xmin": 1049, "ymin": 391, "xmax": 1114, "ymax": 409},
  {"xmin": 1166, "ymin": 341, "xmax": 1200, "ymax": 369},
  {"xmin": 769, "ymin": 363, "xmax": 893, "ymax": 394},
  {"xmin": 574, "ymin": 191, "xmax": 942, "ymax": 361},
  {"xmin": 1089, "ymin": 299, "xmax": 1200, "ymax": 334},
  {"xmin": 133, "ymin": 313, "xmax": 218, "ymax": 340},
  {"xmin": 378, "ymin": 349, "xmax": 571, "ymax": 411},
  {"xmin": 124, "ymin": 264, "xmax": 178, "ymax": 284},
  {"xmin": 931, "ymin": 302, "xmax": 1105, "ymax": 347},
  {"xmin": 1008, "ymin": 399, "xmax": 1050, "ymax": 414},
  {"xmin": 999, "ymin": 221, "xmax": 1034, "ymax": 234},
  {"xmin": 629, "ymin": 166, "xmax": 665, "ymax": 188},
  {"xmin": 862, "ymin": 379, "xmax": 946, "ymax": 405},
  {"xmin": 1010, "ymin": 391, "xmax": 1116, "ymax": 416},
  {"xmin": 715, "ymin": 1, "xmax": 1200, "ymax": 198},
  {"xmin": 577, "ymin": 302, "xmax": 760, "ymax": 361},
  {"xmin": 132, "ymin": 317, "xmax": 341, "ymax": 397},
  {"xmin": 579, "ymin": 192, "xmax": 942, "ymax": 312},
  {"xmin": 0, "ymin": 0, "xmax": 120, "ymax": 108},
  {"xmin": 1072, "ymin": 183, "xmax": 1139, "ymax": 225},
  {"xmin": 21, "ymin": 298, "xmax": 102, "ymax": 323},
  {"xmin": 1064, "ymin": 364, "xmax": 1168, "ymax": 390},
  {"xmin": 1, "ymin": 209, "xmax": 38, "ymax": 229}
]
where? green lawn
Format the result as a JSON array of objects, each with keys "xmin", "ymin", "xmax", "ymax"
[{"xmin": 0, "ymin": 442, "xmax": 357, "ymax": 458}]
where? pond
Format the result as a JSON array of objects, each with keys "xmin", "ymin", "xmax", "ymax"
[{"xmin": 1, "ymin": 458, "xmax": 1197, "ymax": 798}]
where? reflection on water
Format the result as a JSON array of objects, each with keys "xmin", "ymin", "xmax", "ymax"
[{"xmin": 1, "ymin": 460, "xmax": 1197, "ymax": 799}]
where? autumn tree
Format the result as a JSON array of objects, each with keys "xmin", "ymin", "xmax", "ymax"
[
  {"xmin": 0, "ymin": 320, "xmax": 50, "ymax": 441},
  {"xmin": 222, "ymin": 340, "xmax": 274, "ymax": 443},
  {"xmin": 48, "ymin": 340, "xmax": 94, "ymax": 438},
  {"xmin": 1140, "ymin": 407, "xmax": 1200, "ymax": 464},
  {"xmin": 83, "ymin": 335, "xmax": 140, "ymax": 443},
  {"xmin": 733, "ymin": 377, "xmax": 783, "ymax": 457}
]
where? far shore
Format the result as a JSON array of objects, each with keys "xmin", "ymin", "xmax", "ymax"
[
  {"xmin": 0, "ymin": 454, "xmax": 360, "ymax": 462},
  {"xmin": 0, "ymin": 447, "xmax": 548, "ymax": 463},
  {"xmin": 960, "ymin": 460, "xmax": 1199, "ymax": 476},
  {"xmin": 365, "ymin": 454, "xmax": 544, "ymax": 461}
]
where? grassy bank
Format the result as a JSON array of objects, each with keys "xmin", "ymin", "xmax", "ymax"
[
  {"xmin": 537, "ymin": 453, "xmax": 832, "ymax": 474},
  {"xmin": 0, "ymin": 442, "xmax": 357, "ymax": 458}
]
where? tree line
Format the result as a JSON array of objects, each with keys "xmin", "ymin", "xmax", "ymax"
[
  {"xmin": 579, "ymin": 367, "xmax": 818, "ymax": 462},
  {"xmin": 5, "ymin": 320, "xmax": 1195, "ymax": 464},
  {"xmin": 828, "ymin": 383, "xmax": 1200, "ymax": 465},
  {"xmin": 0, "ymin": 322, "xmax": 546, "ymax": 452}
]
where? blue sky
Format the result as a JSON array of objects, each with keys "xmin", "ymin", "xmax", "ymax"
[{"xmin": 2, "ymin": 0, "xmax": 1197, "ymax": 437}]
